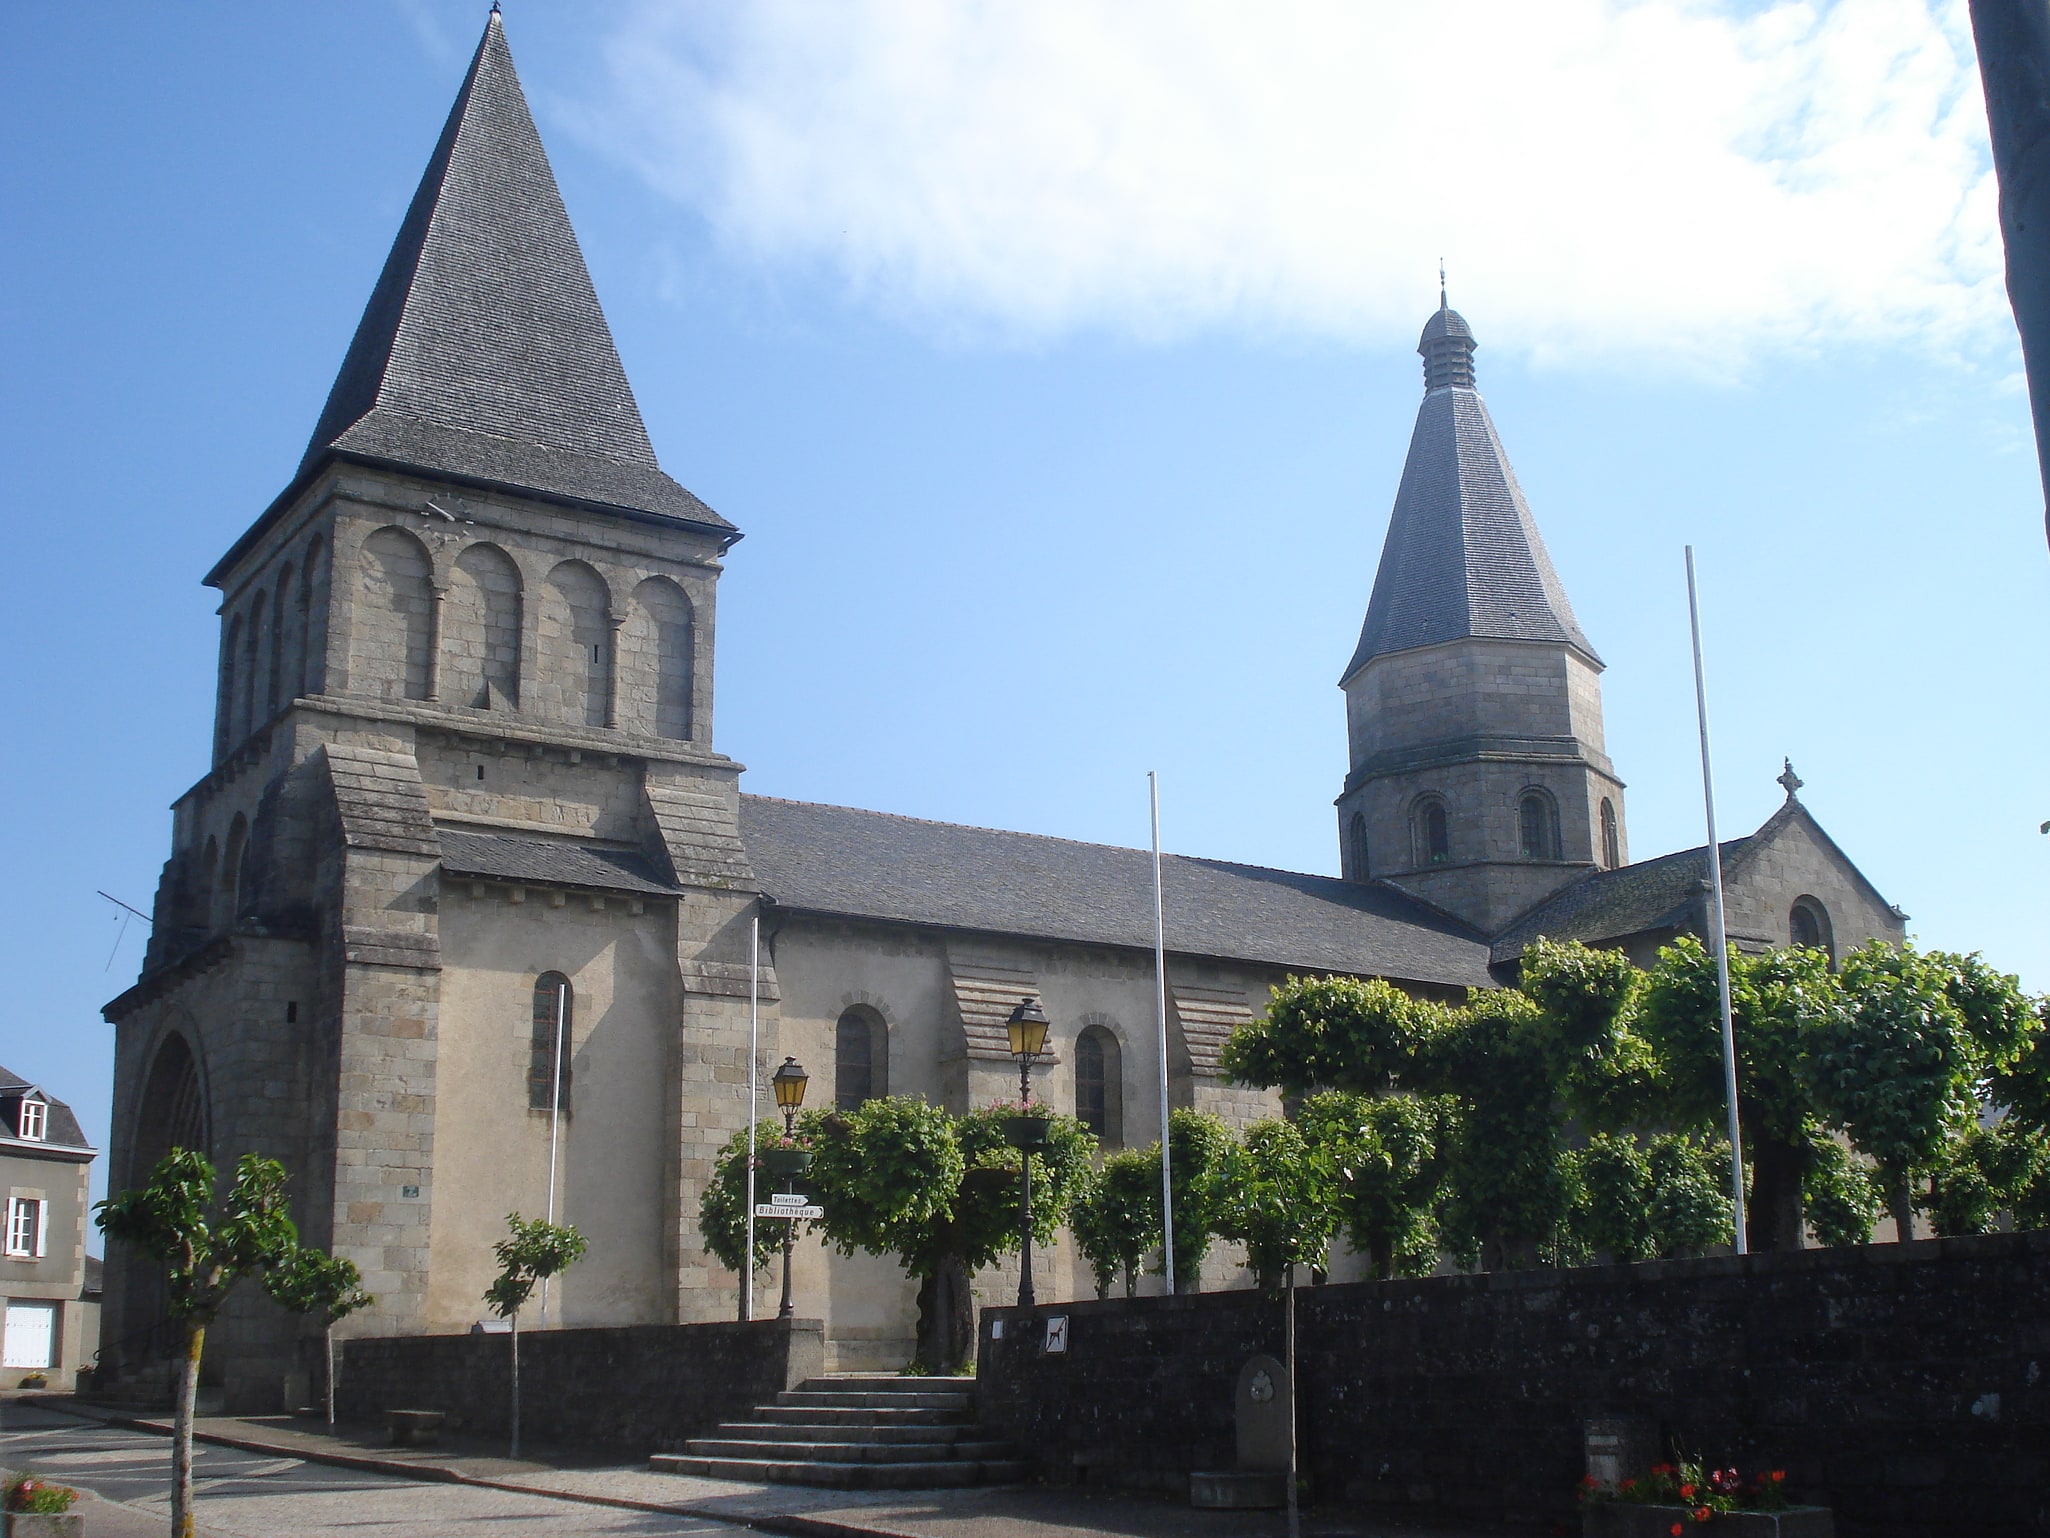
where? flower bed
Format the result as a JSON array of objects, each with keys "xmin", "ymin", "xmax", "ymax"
[{"xmin": 1581, "ymin": 1462, "xmax": 1832, "ymax": 1536}]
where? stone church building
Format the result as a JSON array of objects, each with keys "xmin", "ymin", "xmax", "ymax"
[{"xmin": 101, "ymin": 15, "xmax": 1904, "ymax": 1404}]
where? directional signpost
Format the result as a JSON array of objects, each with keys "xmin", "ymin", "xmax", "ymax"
[{"xmin": 756, "ymin": 1193, "xmax": 823, "ymax": 1220}]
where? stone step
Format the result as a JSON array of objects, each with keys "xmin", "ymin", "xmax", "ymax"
[
  {"xmin": 805, "ymin": 1374, "xmax": 976, "ymax": 1394},
  {"xmin": 708, "ymin": 1419, "xmax": 984, "ymax": 1446},
  {"xmin": 685, "ymin": 1436, "xmax": 1020, "ymax": 1465},
  {"xmin": 753, "ymin": 1403, "xmax": 972, "ymax": 1427},
  {"xmin": 777, "ymin": 1388, "xmax": 972, "ymax": 1412},
  {"xmin": 648, "ymin": 1453, "xmax": 1031, "ymax": 1490}
]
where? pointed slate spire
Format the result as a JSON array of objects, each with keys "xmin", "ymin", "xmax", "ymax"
[
  {"xmin": 1341, "ymin": 303, "xmax": 1592, "ymax": 681},
  {"xmin": 303, "ymin": 12, "xmax": 727, "ymax": 530}
]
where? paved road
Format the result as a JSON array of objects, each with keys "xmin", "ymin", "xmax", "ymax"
[{"xmin": 0, "ymin": 1402, "xmax": 741, "ymax": 1538}]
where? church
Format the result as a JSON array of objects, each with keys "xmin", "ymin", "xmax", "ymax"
[{"xmin": 100, "ymin": 14, "xmax": 1905, "ymax": 1406}]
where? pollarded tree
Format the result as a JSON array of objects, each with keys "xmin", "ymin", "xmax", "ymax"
[
  {"xmin": 1294, "ymin": 1091, "xmax": 1450, "ymax": 1279},
  {"xmin": 97, "ymin": 1150, "xmax": 304, "ymax": 1538},
  {"xmin": 699, "ymin": 1124, "xmax": 794, "ymax": 1309},
  {"xmin": 1811, "ymin": 942, "xmax": 2035, "ymax": 1239},
  {"xmin": 1636, "ymin": 936, "xmax": 1840, "ymax": 1251},
  {"xmin": 1070, "ymin": 1149, "xmax": 1162, "ymax": 1299},
  {"xmin": 801, "ymin": 1097, "xmax": 1094, "ymax": 1373},
  {"xmin": 1215, "ymin": 1118, "xmax": 1340, "ymax": 1288},
  {"xmin": 1160, "ymin": 1108, "xmax": 1235, "ymax": 1290},
  {"xmin": 1220, "ymin": 974, "xmax": 1427, "ymax": 1098},
  {"xmin": 263, "ymin": 1247, "xmax": 373, "ymax": 1426},
  {"xmin": 1800, "ymin": 1133, "xmax": 1882, "ymax": 1247}
]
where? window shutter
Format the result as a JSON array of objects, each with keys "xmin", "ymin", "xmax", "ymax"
[{"xmin": 33, "ymin": 1199, "xmax": 47, "ymax": 1258}]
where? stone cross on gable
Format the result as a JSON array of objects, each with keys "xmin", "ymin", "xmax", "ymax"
[{"xmin": 1777, "ymin": 759, "xmax": 1804, "ymax": 800}]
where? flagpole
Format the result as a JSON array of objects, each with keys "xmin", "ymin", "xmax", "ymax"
[
  {"xmin": 744, "ymin": 910, "xmax": 761, "ymax": 1321},
  {"xmin": 543, "ymin": 977, "xmax": 568, "ymax": 1324},
  {"xmin": 1150, "ymin": 772, "xmax": 1175, "ymax": 1294},
  {"xmin": 1685, "ymin": 546, "xmax": 1749, "ymax": 1256}
]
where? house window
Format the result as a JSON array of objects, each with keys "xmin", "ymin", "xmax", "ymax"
[
  {"xmin": 529, "ymin": 973, "xmax": 573, "ymax": 1113},
  {"xmin": 16, "ymin": 1100, "xmax": 45, "ymax": 1142},
  {"xmin": 1413, "ymin": 798, "xmax": 1450, "ymax": 867},
  {"xmin": 1600, "ymin": 799, "xmax": 1620, "ymax": 870},
  {"xmin": 1790, "ymin": 897, "xmax": 1835, "ymax": 963},
  {"xmin": 1519, "ymin": 791, "xmax": 1558, "ymax": 860},
  {"xmin": 836, "ymin": 1007, "xmax": 886, "ymax": 1110},
  {"xmin": 5, "ymin": 1197, "xmax": 45, "ymax": 1259},
  {"xmin": 1074, "ymin": 1026, "xmax": 1123, "ymax": 1146}
]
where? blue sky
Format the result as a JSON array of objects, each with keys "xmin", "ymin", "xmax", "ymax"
[{"xmin": 3, "ymin": 2, "xmax": 2046, "ymax": 1200}]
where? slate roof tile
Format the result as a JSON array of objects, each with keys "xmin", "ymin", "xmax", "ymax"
[
  {"xmin": 740, "ymin": 795, "xmax": 1495, "ymax": 988},
  {"xmin": 437, "ymin": 829, "xmax": 683, "ymax": 898},
  {"xmin": 0, "ymin": 1067, "xmax": 92, "ymax": 1151}
]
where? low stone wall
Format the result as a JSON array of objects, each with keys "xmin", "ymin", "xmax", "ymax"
[
  {"xmin": 338, "ymin": 1317, "xmax": 823, "ymax": 1456},
  {"xmin": 975, "ymin": 1232, "xmax": 2050, "ymax": 1537}
]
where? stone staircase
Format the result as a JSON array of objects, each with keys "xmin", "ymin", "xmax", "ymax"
[{"xmin": 648, "ymin": 1373, "xmax": 1030, "ymax": 1489}]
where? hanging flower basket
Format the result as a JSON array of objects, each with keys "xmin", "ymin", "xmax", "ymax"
[
  {"xmin": 760, "ymin": 1147, "xmax": 812, "ymax": 1177},
  {"xmin": 1003, "ymin": 1114, "xmax": 1051, "ymax": 1148}
]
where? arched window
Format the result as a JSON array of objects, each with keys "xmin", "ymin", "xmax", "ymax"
[
  {"xmin": 296, "ymin": 540, "xmax": 323, "ymax": 696},
  {"xmin": 1600, "ymin": 798, "xmax": 1620, "ymax": 870},
  {"xmin": 835, "ymin": 1007, "xmax": 886, "ymax": 1109},
  {"xmin": 218, "ymin": 815, "xmax": 248, "ymax": 927},
  {"xmin": 1789, "ymin": 898, "xmax": 1835, "ymax": 963},
  {"xmin": 1519, "ymin": 790, "xmax": 1558, "ymax": 860},
  {"xmin": 239, "ymin": 596, "xmax": 263, "ymax": 738},
  {"xmin": 1412, "ymin": 797, "xmax": 1450, "ymax": 867},
  {"xmin": 194, "ymin": 836, "xmax": 219, "ymax": 935},
  {"xmin": 1074, "ymin": 1025, "xmax": 1124, "ymax": 1146},
  {"xmin": 624, "ymin": 577, "xmax": 694, "ymax": 741},
  {"xmin": 267, "ymin": 573, "xmax": 292, "ymax": 717},
  {"xmin": 530, "ymin": 973, "xmax": 573, "ymax": 1113},
  {"xmin": 136, "ymin": 1031, "xmax": 209, "ymax": 1169},
  {"xmin": 1347, "ymin": 812, "xmax": 1370, "ymax": 881}
]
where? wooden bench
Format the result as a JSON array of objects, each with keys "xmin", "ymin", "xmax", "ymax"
[{"xmin": 386, "ymin": 1409, "xmax": 446, "ymax": 1447}]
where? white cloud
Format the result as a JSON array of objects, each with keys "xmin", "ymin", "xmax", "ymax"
[{"xmin": 586, "ymin": 0, "xmax": 2005, "ymax": 370}]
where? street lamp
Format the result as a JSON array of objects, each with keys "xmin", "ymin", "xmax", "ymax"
[
  {"xmin": 1005, "ymin": 997, "xmax": 1050, "ymax": 1308},
  {"xmin": 770, "ymin": 1056, "xmax": 808, "ymax": 1319}
]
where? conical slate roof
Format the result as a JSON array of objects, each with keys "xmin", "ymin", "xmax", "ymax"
[
  {"xmin": 1341, "ymin": 306, "xmax": 1593, "ymax": 681},
  {"xmin": 300, "ymin": 13, "xmax": 727, "ymax": 531}
]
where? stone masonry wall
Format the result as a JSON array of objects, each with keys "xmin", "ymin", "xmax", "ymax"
[
  {"xmin": 337, "ymin": 1317, "xmax": 823, "ymax": 1455},
  {"xmin": 975, "ymin": 1232, "xmax": 2050, "ymax": 1538}
]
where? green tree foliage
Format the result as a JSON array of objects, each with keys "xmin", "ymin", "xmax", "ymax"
[
  {"xmin": 1160, "ymin": 1108, "xmax": 1235, "ymax": 1289},
  {"xmin": 264, "ymin": 1248, "xmax": 373, "ymax": 1426},
  {"xmin": 1568, "ymin": 1133, "xmax": 1654, "ymax": 1262},
  {"xmin": 1645, "ymin": 1134, "xmax": 1734, "ymax": 1257},
  {"xmin": 1215, "ymin": 1118, "xmax": 1340, "ymax": 1286},
  {"xmin": 97, "ymin": 1150, "xmax": 305, "ymax": 1538},
  {"xmin": 484, "ymin": 1214, "xmax": 587, "ymax": 1459},
  {"xmin": 1800, "ymin": 1133, "xmax": 1881, "ymax": 1247},
  {"xmin": 1219, "ymin": 975, "xmax": 1424, "ymax": 1097},
  {"xmin": 1812, "ymin": 943, "xmax": 2027, "ymax": 1238},
  {"xmin": 800, "ymin": 1097, "xmax": 1092, "ymax": 1373},
  {"xmin": 698, "ymin": 1125, "xmax": 794, "ymax": 1282},
  {"xmin": 1636, "ymin": 936, "xmax": 1840, "ymax": 1250},
  {"xmin": 1070, "ymin": 1149, "xmax": 1162, "ymax": 1298},
  {"xmin": 1565, "ymin": 1132, "xmax": 1732, "ymax": 1263},
  {"xmin": 1294, "ymin": 1092, "xmax": 1449, "ymax": 1278}
]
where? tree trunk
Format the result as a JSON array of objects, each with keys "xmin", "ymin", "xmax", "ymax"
[
  {"xmin": 1746, "ymin": 1134, "xmax": 1808, "ymax": 1252},
  {"xmin": 172, "ymin": 1320, "xmax": 203, "ymax": 1538},
  {"xmin": 1368, "ymin": 1234, "xmax": 1392, "ymax": 1281},
  {"xmin": 324, "ymin": 1324, "xmax": 336, "ymax": 1427},
  {"xmin": 1889, "ymin": 1172, "xmax": 1916, "ymax": 1242},
  {"xmin": 913, "ymin": 1255, "xmax": 974, "ymax": 1374},
  {"xmin": 1123, "ymin": 1263, "xmax": 1136, "ymax": 1300},
  {"xmin": 508, "ymin": 1314, "xmax": 521, "ymax": 1459}
]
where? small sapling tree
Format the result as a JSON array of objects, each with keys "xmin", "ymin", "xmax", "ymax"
[
  {"xmin": 700, "ymin": 1125, "xmax": 793, "ymax": 1313},
  {"xmin": 484, "ymin": 1214, "xmax": 586, "ymax": 1458},
  {"xmin": 1215, "ymin": 1117, "xmax": 1339, "ymax": 1287},
  {"xmin": 264, "ymin": 1247, "xmax": 373, "ymax": 1425},
  {"xmin": 1160, "ymin": 1109, "xmax": 1234, "ymax": 1290},
  {"xmin": 1295, "ymin": 1091, "xmax": 1450, "ymax": 1279},
  {"xmin": 96, "ymin": 1149, "xmax": 303, "ymax": 1538}
]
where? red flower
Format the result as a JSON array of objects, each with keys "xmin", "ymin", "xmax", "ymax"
[
  {"xmin": 1670, "ymin": 1525, "xmax": 1683, "ymax": 1537},
  {"xmin": 1694, "ymin": 1508, "xmax": 1713, "ymax": 1524},
  {"xmin": 1679, "ymin": 1484, "xmax": 1696, "ymax": 1500},
  {"xmin": 1769, "ymin": 1471, "xmax": 1786, "ymax": 1483}
]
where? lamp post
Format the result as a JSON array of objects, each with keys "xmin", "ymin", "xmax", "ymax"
[
  {"xmin": 771, "ymin": 1056, "xmax": 809, "ymax": 1320},
  {"xmin": 1005, "ymin": 997, "xmax": 1050, "ymax": 1309}
]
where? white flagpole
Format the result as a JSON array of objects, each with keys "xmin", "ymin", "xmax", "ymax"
[
  {"xmin": 745, "ymin": 911, "xmax": 761, "ymax": 1321},
  {"xmin": 543, "ymin": 977, "xmax": 568, "ymax": 1325},
  {"xmin": 1150, "ymin": 772, "xmax": 1175, "ymax": 1294},
  {"xmin": 1685, "ymin": 547, "xmax": 1749, "ymax": 1256}
]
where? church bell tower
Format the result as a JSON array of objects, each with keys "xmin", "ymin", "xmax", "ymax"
[{"xmin": 1335, "ymin": 299, "xmax": 1626, "ymax": 933}]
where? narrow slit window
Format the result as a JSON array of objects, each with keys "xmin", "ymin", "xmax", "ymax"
[{"xmin": 530, "ymin": 973, "xmax": 573, "ymax": 1113}]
